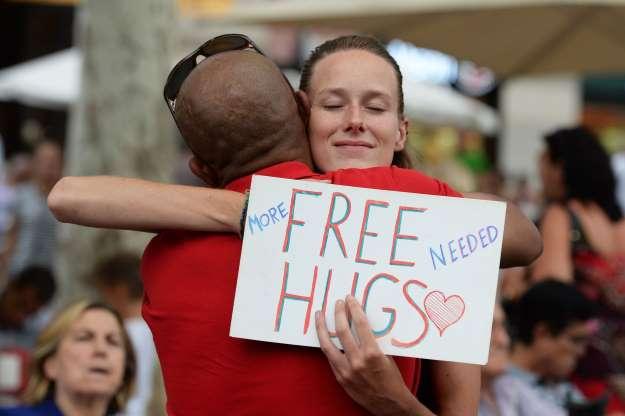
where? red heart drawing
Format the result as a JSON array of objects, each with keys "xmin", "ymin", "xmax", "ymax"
[{"xmin": 424, "ymin": 291, "xmax": 465, "ymax": 336}]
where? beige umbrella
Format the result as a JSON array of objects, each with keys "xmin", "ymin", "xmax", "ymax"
[{"xmin": 190, "ymin": 0, "xmax": 625, "ymax": 78}]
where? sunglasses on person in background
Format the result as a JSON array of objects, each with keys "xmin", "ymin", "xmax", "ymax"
[{"xmin": 163, "ymin": 34, "xmax": 265, "ymax": 116}]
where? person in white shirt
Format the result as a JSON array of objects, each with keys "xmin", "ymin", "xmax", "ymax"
[{"xmin": 91, "ymin": 253, "xmax": 165, "ymax": 416}]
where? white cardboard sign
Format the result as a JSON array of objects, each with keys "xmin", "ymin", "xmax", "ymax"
[{"xmin": 231, "ymin": 175, "xmax": 505, "ymax": 364}]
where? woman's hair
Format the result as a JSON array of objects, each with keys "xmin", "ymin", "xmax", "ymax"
[
  {"xmin": 22, "ymin": 300, "xmax": 136, "ymax": 414},
  {"xmin": 299, "ymin": 35, "xmax": 413, "ymax": 169},
  {"xmin": 544, "ymin": 125, "xmax": 622, "ymax": 221}
]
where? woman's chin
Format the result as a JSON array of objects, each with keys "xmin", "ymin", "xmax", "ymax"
[
  {"xmin": 69, "ymin": 380, "xmax": 121, "ymax": 398},
  {"xmin": 331, "ymin": 156, "xmax": 385, "ymax": 171}
]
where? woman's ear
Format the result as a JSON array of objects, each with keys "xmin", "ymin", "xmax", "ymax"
[
  {"xmin": 43, "ymin": 355, "xmax": 59, "ymax": 381},
  {"xmin": 295, "ymin": 90, "xmax": 311, "ymax": 127},
  {"xmin": 188, "ymin": 156, "xmax": 218, "ymax": 187},
  {"xmin": 395, "ymin": 117, "xmax": 409, "ymax": 151}
]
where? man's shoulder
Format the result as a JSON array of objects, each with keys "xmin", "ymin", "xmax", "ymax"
[
  {"xmin": 497, "ymin": 367, "xmax": 534, "ymax": 387},
  {"xmin": 493, "ymin": 371, "xmax": 568, "ymax": 416}
]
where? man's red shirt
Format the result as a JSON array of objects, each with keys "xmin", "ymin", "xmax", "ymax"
[{"xmin": 141, "ymin": 161, "xmax": 461, "ymax": 416}]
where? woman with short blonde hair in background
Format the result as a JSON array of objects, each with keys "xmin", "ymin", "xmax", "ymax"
[{"xmin": 0, "ymin": 300, "xmax": 136, "ymax": 416}]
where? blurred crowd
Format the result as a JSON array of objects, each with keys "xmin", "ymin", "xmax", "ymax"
[
  {"xmin": 1, "ymin": 122, "xmax": 625, "ymax": 416},
  {"xmin": 480, "ymin": 126, "xmax": 625, "ymax": 416},
  {"xmin": 0, "ymin": 142, "xmax": 165, "ymax": 414}
]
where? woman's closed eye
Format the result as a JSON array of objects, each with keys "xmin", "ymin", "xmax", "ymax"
[
  {"xmin": 322, "ymin": 104, "xmax": 343, "ymax": 110},
  {"xmin": 365, "ymin": 106, "xmax": 386, "ymax": 113},
  {"xmin": 364, "ymin": 99, "xmax": 388, "ymax": 113}
]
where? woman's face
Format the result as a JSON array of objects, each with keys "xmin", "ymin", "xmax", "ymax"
[
  {"xmin": 44, "ymin": 308, "xmax": 126, "ymax": 400},
  {"xmin": 305, "ymin": 49, "xmax": 408, "ymax": 173},
  {"xmin": 539, "ymin": 150, "xmax": 565, "ymax": 201}
]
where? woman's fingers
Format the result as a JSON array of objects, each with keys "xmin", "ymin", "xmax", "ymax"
[
  {"xmin": 334, "ymin": 299, "xmax": 360, "ymax": 356},
  {"xmin": 315, "ymin": 311, "xmax": 348, "ymax": 369},
  {"xmin": 345, "ymin": 295, "xmax": 378, "ymax": 347}
]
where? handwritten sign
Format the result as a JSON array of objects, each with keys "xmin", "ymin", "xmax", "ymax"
[{"xmin": 230, "ymin": 176, "xmax": 505, "ymax": 364}]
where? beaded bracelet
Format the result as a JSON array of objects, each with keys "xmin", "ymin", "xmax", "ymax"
[{"xmin": 239, "ymin": 190, "xmax": 250, "ymax": 239}]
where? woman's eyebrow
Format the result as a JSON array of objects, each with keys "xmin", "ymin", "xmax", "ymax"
[
  {"xmin": 362, "ymin": 90, "xmax": 392, "ymax": 101},
  {"xmin": 316, "ymin": 88, "xmax": 392, "ymax": 100},
  {"xmin": 316, "ymin": 87, "xmax": 347, "ymax": 97}
]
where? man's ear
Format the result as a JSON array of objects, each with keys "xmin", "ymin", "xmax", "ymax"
[
  {"xmin": 295, "ymin": 90, "xmax": 310, "ymax": 127},
  {"xmin": 533, "ymin": 322, "xmax": 553, "ymax": 342},
  {"xmin": 189, "ymin": 156, "xmax": 218, "ymax": 187}
]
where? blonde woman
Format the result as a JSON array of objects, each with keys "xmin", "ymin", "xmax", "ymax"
[{"xmin": 0, "ymin": 300, "xmax": 136, "ymax": 416}]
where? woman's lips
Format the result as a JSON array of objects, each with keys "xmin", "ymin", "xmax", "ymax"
[
  {"xmin": 332, "ymin": 143, "xmax": 374, "ymax": 158},
  {"xmin": 88, "ymin": 366, "xmax": 111, "ymax": 375},
  {"xmin": 333, "ymin": 140, "xmax": 373, "ymax": 148}
]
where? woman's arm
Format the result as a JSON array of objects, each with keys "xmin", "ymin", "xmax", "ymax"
[
  {"xmin": 530, "ymin": 204, "xmax": 573, "ymax": 282},
  {"xmin": 427, "ymin": 361, "xmax": 480, "ymax": 416},
  {"xmin": 465, "ymin": 192, "xmax": 543, "ymax": 268},
  {"xmin": 48, "ymin": 176, "xmax": 244, "ymax": 233},
  {"xmin": 49, "ymin": 179, "xmax": 543, "ymax": 271}
]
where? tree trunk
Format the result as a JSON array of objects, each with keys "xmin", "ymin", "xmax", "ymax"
[{"xmin": 59, "ymin": 0, "xmax": 178, "ymax": 301}]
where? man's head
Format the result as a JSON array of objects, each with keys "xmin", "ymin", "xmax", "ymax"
[
  {"xmin": 0, "ymin": 267, "xmax": 56, "ymax": 329},
  {"xmin": 511, "ymin": 280, "xmax": 595, "ymax": 380},
  {"xmin": 174, "ymin": 50, "xmax": 311, "ymax": 187},
  {"xmin": 91, "ymin": 253, "xmax": 143, "ymax": 319}
]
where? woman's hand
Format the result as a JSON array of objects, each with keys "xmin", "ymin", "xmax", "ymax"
[{"xmin": 315, "ymin": 295, "xmax": 435, "ymax": 416}]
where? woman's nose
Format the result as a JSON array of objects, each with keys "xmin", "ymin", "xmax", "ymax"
[
  {"xmin": 93, "ymin": 337, "xmax": 109, "ymax": 356},
  {"xmin": 344, "ymin": 105, "xmax": 365, "ymax": 133}
]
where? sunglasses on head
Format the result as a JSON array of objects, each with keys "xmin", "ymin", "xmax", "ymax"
[{"xmin": 163, "ymin": 34, "xmax": 265, "ymax": 116}]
